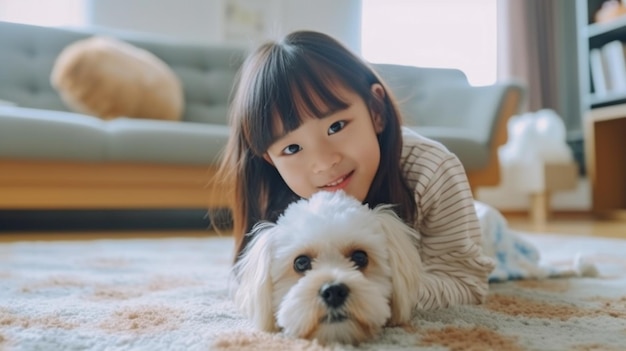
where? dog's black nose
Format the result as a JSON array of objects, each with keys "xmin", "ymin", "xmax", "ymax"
[{"xmin": 319, "ymin": 283, "xmax": 350, "ymax": 308}]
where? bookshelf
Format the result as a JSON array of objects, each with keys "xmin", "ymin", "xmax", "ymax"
[{"xmin": 578, "ymin": 0, "xmax": 626, "ymax": 219}]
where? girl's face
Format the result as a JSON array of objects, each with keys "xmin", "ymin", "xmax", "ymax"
[{"xmin": 264, "ymin": 84, "xmax": 384, "ymax": 201}]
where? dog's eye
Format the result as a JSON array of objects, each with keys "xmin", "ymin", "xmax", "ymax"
[
  {"xmin": 293, "ymin": 255, "xmax": 312, "ymax": 273},
  {"xmin": 350, "ymin": 250, "xmax": 368, "ymax": 269}
]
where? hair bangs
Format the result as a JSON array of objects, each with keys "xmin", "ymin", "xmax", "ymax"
[{"xmin": 247, "ymin": 53, "xmax": 351, "ymax": 155}]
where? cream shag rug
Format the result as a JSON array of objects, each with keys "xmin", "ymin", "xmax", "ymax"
[{"xmin": 1, "ymin": 233, "xmax": 625, "ymax": 351}]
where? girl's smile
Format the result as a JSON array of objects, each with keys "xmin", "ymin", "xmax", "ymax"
[{"xmin": 321, "ymin": 170, "xmax": 354, "ymax": 191}]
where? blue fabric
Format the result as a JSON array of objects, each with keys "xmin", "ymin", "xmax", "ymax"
[{"xmin": 474, "ymin": 201, "xmax": 598, "ymax": 282}]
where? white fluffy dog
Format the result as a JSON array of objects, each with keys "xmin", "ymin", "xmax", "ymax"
[{"xmin": 232, "ymin": 191, "xmax": 423, "ymax": 345}]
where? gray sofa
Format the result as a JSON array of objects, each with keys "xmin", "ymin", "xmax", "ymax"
[{"xmin": 0, "ymin": 21, "xmax": 523, "ymax": 211}]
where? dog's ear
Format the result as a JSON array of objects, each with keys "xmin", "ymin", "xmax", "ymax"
[
  {"xmin": 232, "ymin": 222, "xmax": 278, "ymax": 332},
  {"xmin": 373, "ymin": 205, "xmax": 423, "ymax": 326}
]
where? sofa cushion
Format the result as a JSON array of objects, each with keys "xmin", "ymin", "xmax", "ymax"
[
  {"xmin": 0, "ymin": 106, "xmax": 229, "ymax": 165},
  {"xmin": 0, "ymin": 106, "xmax": 107, "ymax": 161},
  {"xmin": 106, "ymin": 118, "xmax": 230, "ymax": 165},
  {"xmin": 50, "ymin": 36, "xmax": 184, "ymax": 121}
]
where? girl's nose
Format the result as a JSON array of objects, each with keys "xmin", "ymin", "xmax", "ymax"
[{"xmin": 312, "ymin": 144, "xmax": 340, "ymax": 173}]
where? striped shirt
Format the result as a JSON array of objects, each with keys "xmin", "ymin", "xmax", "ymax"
[{"xmin": 401, "ymin": 127, "xmax": 495, "ymax": 310}]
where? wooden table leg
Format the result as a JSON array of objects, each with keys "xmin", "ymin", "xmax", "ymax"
[{"xmin": 530, "ymin": 191, "xmax": 550, "ymax": 229}]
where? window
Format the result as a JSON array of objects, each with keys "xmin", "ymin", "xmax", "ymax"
[
  {"xmin": 361, "ymin": 0, "xmax": 497, "ymax": 86},
  {"xmin": 0, "ymin": 0, "xmax": 86, "ymax": 27}
]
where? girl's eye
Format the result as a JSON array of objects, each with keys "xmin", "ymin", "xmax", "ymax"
[
  {"xmin": 282, "ymin": 144, "xmax": 302, "ymax": 155},
  {"xmin": 294, "ymin": 255, "xmax": 312, "ymax": 273},
  {"xmin": 328, "ymin": 121, "xmax": 346, "ymax": 135},
  {"xmin": 350, "ymin": 250, "xmax": 368, "ymax": 269}
]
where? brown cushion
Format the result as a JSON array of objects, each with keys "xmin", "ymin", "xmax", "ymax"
[{"xmin": 51, "ymin": 36, "xmax": 183, "ymax": 121}]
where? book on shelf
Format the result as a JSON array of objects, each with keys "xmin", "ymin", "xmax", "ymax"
[
  {"xmin": 601, "ymin": 40, "xmax": 626, "ymax": 93},
  {"xmin": 590, "ymin": 48, "xmax": 609, "ymax": 96}
]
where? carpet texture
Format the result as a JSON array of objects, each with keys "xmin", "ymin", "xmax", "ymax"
[{"xmin": 1, "ymin": 233, "xmax": 625, "ymax": 351}]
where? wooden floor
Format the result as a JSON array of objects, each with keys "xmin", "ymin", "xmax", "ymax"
[
  {"xmin": 1, "ymin": 213, "xmax": 624, "ymax": 242},
  {"xmin": 505, "ymin": 213, "xmax": 626, "ymax": 239}
]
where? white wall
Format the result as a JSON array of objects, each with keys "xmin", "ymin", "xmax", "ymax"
[
  {"xmin": 86, "ymin": 0, "xmax": 361, "ymax": 52},
  {"xmin": 87, "ymin": 0, "xmax": 223, "ymax": 43},
  {"xmin": 279, "ymin": 0, "xmax": 361, "ymax": 53}
]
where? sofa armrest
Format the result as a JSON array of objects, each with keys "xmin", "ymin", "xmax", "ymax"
[
  {"xmin": 399, "ymin": 82, "xmax": 525, "ymax": 146},
  {"xmin": 375, "ymin": 62, "xmax": 526, "ymax": 190}
]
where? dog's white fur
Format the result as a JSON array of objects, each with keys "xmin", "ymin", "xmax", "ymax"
[{"xmin": 232, "ymin": 191, "xmax": 423, "ymax": 345}]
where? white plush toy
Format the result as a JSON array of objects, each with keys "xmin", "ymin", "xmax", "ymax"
[{"xmin": 499, "ymin": 109, "xmax": 573, "ymax": 166}]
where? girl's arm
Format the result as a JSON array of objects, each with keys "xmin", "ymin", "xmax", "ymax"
[{"xmin": 410, "ymin": 152, "xmax": 495, "ymax": 310}]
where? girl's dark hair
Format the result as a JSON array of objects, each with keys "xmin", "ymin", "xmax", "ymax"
[{"xmin": 215, "ymin": 30, "xmax": 416, "ymax": 262}]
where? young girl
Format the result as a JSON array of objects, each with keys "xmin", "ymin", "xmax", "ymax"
[{"xmin": 217, "ymin": 30, "xmax": 495, "ymax": 310}]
